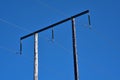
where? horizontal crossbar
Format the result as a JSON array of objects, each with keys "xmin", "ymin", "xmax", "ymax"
[{"xmin": 21, "ymin": 10, "xmax": 89, "ymax": 40}]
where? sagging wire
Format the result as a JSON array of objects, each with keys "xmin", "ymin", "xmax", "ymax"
[
  {"xmin": 78, "ymin": 12, "xmax": 92, "ymax": 29},
  {"xmin": 53, "ymin": 40, "xmax": 73, "ymax": 54},
  {"xmin": 0, "ymin": 45, "xmax": 17, "ymax": 54},
  {"xmin": 19, "ymin": 26, "xmax": 72, "ymax": 55},
  {"xmin": 39, "ymin": 34, "xmax": 72, "ymax": 55},
  {"xmin": 0, "ymin": 8, "xmax": 92, "ymax": 56},
  {"xmin": 83, "ymin": 14, "xmax": 120, "ymax": 53},
  {"xmin": 0, "ymin": 18, "xmax": 29, "ymax": 32},
  {"xmin": 0, "ymin": 18, "xmax": 31, "ymax": 55},
  {"xmin": 35, "ymin": 0, "xmax": 66, "ymax": 16},
  {"xmin": 77, "ymin": 12, "xmax": 92, "ymax": 29},
  {"xmin": 1, "ymin": 6, "xmax": 89, "ymax": 56}
]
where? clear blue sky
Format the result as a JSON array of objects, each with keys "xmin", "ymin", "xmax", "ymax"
[{"xmin": 0, "ymin": 0, "xmax": 120, "ymax": 80}]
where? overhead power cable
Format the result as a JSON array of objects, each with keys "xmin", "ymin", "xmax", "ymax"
[
  {"xmin": 39, "ymin": 34, "xmax": 73, "ymax": 55},
  {"xmin": 85, "ymin": 24, "xmax": 120, "ymax": 52},
  {"xmin": 35, "ymin": 0, "xmax": 66, "ymax": 16},
  {"xmin": 0, "ymin": 45, "xmax": 18, "ymax": 54},
  {"xmin": 0, "ymin": 18, "xmax": 29, "ymax": 32},
  {"xmin": 0, "ymin": 18, "xmax": 72, "ymax": 55}
]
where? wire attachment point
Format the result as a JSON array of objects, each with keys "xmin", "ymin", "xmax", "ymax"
[
  {"xmin": 52, "ymin": 28, "xmax": 54, "ymax": 42},
  {"xmin": 88, "ymin": 14, "xmax": 92, "ymax": 29},
  {"xmin": 20, "ymin": 39, "xmax": 22, "ymax": 55}
]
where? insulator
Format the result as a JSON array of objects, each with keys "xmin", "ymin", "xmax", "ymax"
[
  {"xmin": 20, "ymin": 40, "xmax": 22, "ymax": 55},
  {"xmin": 52, "ymin": 28, "xmax": 54, "ymax": 42},
  {"xmin": 88, "ymin": 15, "xmax": 91, "ymax": 26}
]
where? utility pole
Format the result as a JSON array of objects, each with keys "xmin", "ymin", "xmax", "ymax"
[
  {"xmin": 20, "ymin": 10, "xmax": 90, "ymax": 80},
  {"xmin": 71, "ymin": 18, "xmax": 79, "ymax": 80},
  {"xmin": 34, "ymin": 33, "xmax": 38, "ymax": 80}
]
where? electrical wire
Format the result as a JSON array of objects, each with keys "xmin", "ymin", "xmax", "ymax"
[
  {"xmin": 0, "ymin": 18, "xmax": 73, "ymax": 55},
  {"xmin": 0, "ymin": 18, "xmax": 29, "ymax": 32},
  {"xmin": 84, "ymin": 24, "xmax": 120, "ymax": 52},
  {"xmin": 0, "ymin": 45, "xmax": 18, "ymax": 54},
  {"xmin": 39, "ymin": 34, "xmax": 73, "ymax": 55},
  {"xmin": 0, "ymin": 18, "xmax": 91, "ymax": 53},
  {"xmin": 2, "ymin": 1, "xmax": 119, "ymax": 55},
  {"xmin": 32, "ymin": 0, "xmax": 91, "ymax": 55},
  {"xmin": 35, "ymin": 0, "xmax": 66, "ymax": 16},
  {"xmin": 1, "ymin": 6, "xmax": 73, "ymax": 55},
  {"xmin": 0, "ymin": 18, "xmax": 31, "ymax": 54}
]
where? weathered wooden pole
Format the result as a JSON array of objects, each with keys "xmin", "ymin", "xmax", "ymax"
[
  {"xmin": 34, "ymin": 33, "xmax": 38, "ymax": 80},
  {"xmin": 71, "ymin": 18, "xmax": 79, "ymax": 80}
]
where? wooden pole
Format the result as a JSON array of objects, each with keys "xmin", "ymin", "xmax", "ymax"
[
  {"xmin": 71, "ymin": 18, "xmax": 79, "ymax": 80},
  {"xmin": 34, "ymin": 33, "xmax": 38, "ymax": 80}
]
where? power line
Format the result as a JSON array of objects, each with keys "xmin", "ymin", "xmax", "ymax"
[
  {"xmin": 20, "ymin": 10, "xmax": 89, "ymax": 40},
  {"xmin": 20, "ymin": 10, "xmax": 89, "ymax": 80},
  {"xmin": 84, "ymin": 24, "xmax": 120, "ymax": 52},
  {"xmin": 35, "ymin": 0, "xmax": 66, "ymax": 16},
  {"xmin": 39, "ymin": 34, "xmax": 73, "ymax": 55},
  {"xmin": 0, "ymin": 45, "xmax": 18, "ymax": 54},
  {"xmin": 1, "ymin": 18, "xmax": 119, "ymax": 55},
  {"xmin": 0, "ymin": 18, "xmax": 31, "ymax": 54},
  {"xmin": 0, "ymin": 18, "xmax": 29, "ymax": 32},
  {"xmin": 0, "ymin": 18, "xmax": 73, "ymax": 55},
  {"xmin": 0, "ymin": 12, "xmax": 91, "ymax": 56}
]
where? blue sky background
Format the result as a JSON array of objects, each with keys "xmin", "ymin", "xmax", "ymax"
[{"xmin": 0, "ymin": 0, "xmax": 120, "ymax": 80}]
